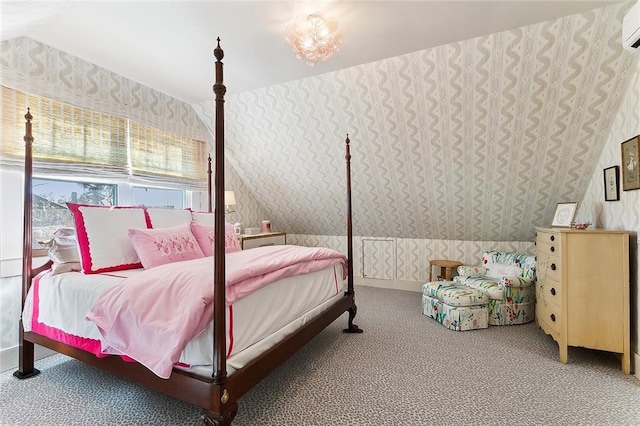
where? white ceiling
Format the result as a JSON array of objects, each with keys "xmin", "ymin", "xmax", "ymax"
[{"xmin": 1, "ymin": 1, "xmax": 620, "ymax": 104}]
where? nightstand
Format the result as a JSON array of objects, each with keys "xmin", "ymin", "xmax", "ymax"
[
  {"xmin": 238, "ymin": 231, "xmax": 286, "ymax": 250},
  {"xmin": 428, "ymin": 259, "xmax": 462, "ymax": 281}
]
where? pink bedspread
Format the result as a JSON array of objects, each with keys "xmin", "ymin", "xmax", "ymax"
[{"xmin": 86, "ymin": 245, "xmax": 347, "ymax": 379}]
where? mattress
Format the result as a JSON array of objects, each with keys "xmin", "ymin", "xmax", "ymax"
[{"xmin": 23, "ymin": 263, "xmax": 344, "ymax": 377}]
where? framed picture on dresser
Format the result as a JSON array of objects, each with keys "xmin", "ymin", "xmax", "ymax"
[
  {"xmin": 551, "ymin": 202, "xmax": 578, "ymax": 227},
  {"xmin": 621, "ymin": 135, "xmax": 640, "ymax": 191},
  {"xmin": 603, "ymin": 166, "xmax": 620, "ymax": 201}
]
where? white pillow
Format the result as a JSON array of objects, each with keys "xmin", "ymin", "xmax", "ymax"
[
  {"xmin": 191, "ymin": 211, "xmax": 214, "ymax": 225},
  {"xmin": 46, "ymin": 227, "xmax": 80, "ymax": 264},
  {"xmin": 51, "ymin": 262, "xmax": 82, "ymax": 276},
  {"xmin": 67, "ymin": 203, "xmax": 149, "ymax": 274},
  {"xmin": 145, "ymin": 208, "xmax": 192, "ymax": 229},
  {"xmin": 46, "ymin": 227, "xmax": 82, "ymax": 276},
  {"xmin": 485, "ymin": 263, "xmax": 523, "ymax": 279}
]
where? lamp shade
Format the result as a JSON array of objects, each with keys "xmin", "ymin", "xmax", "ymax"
[{"xmin": 224, "ymin": 190, "xmax": 236, "ymax": 206}]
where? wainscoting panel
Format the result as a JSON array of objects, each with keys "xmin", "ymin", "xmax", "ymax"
[
  {"xmin": 362, "ymin": 238, "xmax": 396, "ymax": 280},
  {"xmin": 287, "ymin": 234, "xmax": 535, "ymax": 283}
]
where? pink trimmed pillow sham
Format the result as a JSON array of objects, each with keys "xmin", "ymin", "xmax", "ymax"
[
  {"xmin": 128, "ymin": 224, "xmax": 204, "ymax": 269},
  {"xmin": 145, "ymin": 208, "xmax": 193, "ymax": 229},
  {"xmin": 191, "ymin": 211, "xmax": 214, "ymax": 225},
  {"xmin": 67, "ymin": 203, "xmax": 150, "ymax": 274},
  {"xmin": 190, "ymin": 221, "xmax": 241, "ymax": 256}
]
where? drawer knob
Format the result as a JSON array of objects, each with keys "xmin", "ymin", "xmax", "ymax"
[
  {"xmin": 550, "ymin": 246, "xmax": 555, "ymax": 252},
  {"xmin": 550, "ymin": 314, "xmax": 556, "ymax": 322},
  {"xmin": 550, "ymin": 263, "xmax": 556, "ymax": 271},
  {"xmin": 550, "ymin": 235, "xmax": 555, "ymax": 241},
  {"xmin": 550, "ymin": 288, "xmax": 556, "ymax": 296}
]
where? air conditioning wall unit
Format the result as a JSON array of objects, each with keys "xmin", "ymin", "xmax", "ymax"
[{"xmin": 623, "ymin": 0, "xmax": 640, "ymax": 51}]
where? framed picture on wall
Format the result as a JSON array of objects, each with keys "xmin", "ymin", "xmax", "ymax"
[
  {"xmin": 551, "ymin": 202, "xmax": 578, "ymax": 227},
  {"xmin": 603, "ymin": 166, "xmax": 620, "ymax": 201},
  {"xmin": 621, "ymin": 135, "xmax": 640, "ymax": 191}
]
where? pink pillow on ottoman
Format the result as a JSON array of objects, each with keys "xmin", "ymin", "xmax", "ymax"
[{"xmin": 128, "ymin": 223, "xmax": 204, "ymax": 269}]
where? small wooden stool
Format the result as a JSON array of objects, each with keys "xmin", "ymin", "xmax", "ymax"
[{"xmin": 429, "ymin": 259, "xmax": 463, "ymax": 281}]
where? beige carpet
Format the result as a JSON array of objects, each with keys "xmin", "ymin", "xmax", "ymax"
[{"xmin": 1, "ymin": 285, "xmax": 639, "ymax": 425}]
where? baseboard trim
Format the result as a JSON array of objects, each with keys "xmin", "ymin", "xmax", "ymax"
[
  {"xmin": 355, "ymin": 277, "xmax": 423, "ymax": 293},
  {"xmin": 0, "ymin": 344, "xmax": 57, "ymax": 373}
]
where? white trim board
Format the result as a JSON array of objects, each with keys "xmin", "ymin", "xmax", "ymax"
[{"xmin": 0, "ymin": 344, "xmax": 57, "ymax": 373}]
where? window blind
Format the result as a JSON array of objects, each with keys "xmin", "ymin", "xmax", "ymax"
[
  {"xmin": 1, "ymin": 86, "xmax": 129, "ymax": 178},
  {"xmin": 129, "ymin": 121, "xmax": 207, "ymax": 190},
  {"xmin": 2, "ymin": 86, "xmax": 207, "ymax": 189}
]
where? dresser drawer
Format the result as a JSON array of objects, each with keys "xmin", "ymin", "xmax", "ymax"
[
  {"xmin": 536, "ymin": 250, "xmax": 561, "ymax": 282},
  {"xmin": 537, "ymin": 298, "xmax": 562, "ymax": 334},
  {"xmin": 536, "ymin": 240, "xmax": 560, "ymax": 258},
  {"xmin": 536, "ymin": 230, "xmax": 559, "ymax": 245},
  {"xmin": 538, "ymin": 277, "xmax": 562, "ymax": 306},
  {"xmin": 240, "ymin": 232, "xmax": 286, "ymax": 250}
]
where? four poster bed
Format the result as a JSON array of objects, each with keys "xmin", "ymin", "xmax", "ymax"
[{"xmin": 14, "ymin": 40, "xmax": 362, "ymax": 425}]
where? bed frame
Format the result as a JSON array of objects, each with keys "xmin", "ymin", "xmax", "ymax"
[{"xmin": 13, "ymin": 39, "xmax": 362, "ymax": 425}]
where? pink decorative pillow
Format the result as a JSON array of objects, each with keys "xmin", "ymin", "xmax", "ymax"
[
  {"xmin": 67, "ymin": 203, "xmax": 150, "ymax": 274},
  {"xmin": 224, "ymin": 223, "xmax": 241, "ymax": 253},
  {"xmin": 128, "ymin": 224, "xmax": 204, "ymax": 269},
  {"xmin": 190, "ymin": 221, "xmax": 241, "ymax": 256}
]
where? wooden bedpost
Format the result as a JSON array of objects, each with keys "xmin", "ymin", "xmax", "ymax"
[
  {"xmin": 207, "ymin": 154, "xmax": 213, "ymax": 213},
  {"xmin": 345, "ymin": 134, "xmax": 354, "ymax": 295},
  {"xmin": 13, "ymin": 109, "xmax": 41, "ymax": 379},
  {"xmin": 212, "ymin": 38, "xmax": 227, "ymax": 384},
  {"xmin": 343, "ymin": 134, "xmax": 362, "ymax": 334},
  {"xmin": 202, "ymin": 38, "xmax": 238, "ymax": 426}
]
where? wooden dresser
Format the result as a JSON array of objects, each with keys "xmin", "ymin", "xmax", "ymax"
[{"xmin": 535, "ymin": 227, "xmax": 630, "ymax": 374}]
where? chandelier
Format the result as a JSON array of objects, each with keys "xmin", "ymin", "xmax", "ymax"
[{"xmin": 285, "ymin": 12, "xmax": 343, "ymax": 66}]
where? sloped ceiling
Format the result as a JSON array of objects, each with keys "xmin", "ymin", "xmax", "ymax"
[
  {"xmin": 0, "ymin": 1, "xmax": 621, "ymax": 102},
  {"xmin": 195, "ymin": 3, "xmax": 639, "ymax": 241}
]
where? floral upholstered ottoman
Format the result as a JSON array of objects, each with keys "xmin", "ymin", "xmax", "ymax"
[{"xmin": 422, "ymin": 281, "xmax": 489, "ymax": 331}]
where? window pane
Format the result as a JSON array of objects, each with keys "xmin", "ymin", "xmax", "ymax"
[
  {"xmin": 131, "ymin": 186, "xmax": 184, "ymax": 209},
  {"xmin": 32, "ymin": 178, "xmax": 116, "ymax": 247}
]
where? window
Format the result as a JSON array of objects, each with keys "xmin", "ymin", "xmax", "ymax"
[
  {"xmin": 2, "ymin": 86, "xmax": 205, "ymax": 248},
  {"xmin": 131, "ymin": 186, "xmax": 185, "ymax": 209},
  {"xmin": 32, "ymin": 178, "xmax": 116, "ymax": 247}
]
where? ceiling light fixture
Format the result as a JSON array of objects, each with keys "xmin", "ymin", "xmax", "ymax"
[{"xmin": 285, "ymin": 12, "xmax": 343, "ymax": 66}]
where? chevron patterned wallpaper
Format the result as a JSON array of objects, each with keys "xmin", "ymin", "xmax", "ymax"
[
  {"xmin": 577, "ymin": 56, "xmax": 640, "ymax": 232},
  {"xmin": 197, "ymin": 3, "xmax": 636, "ymax": 242}
]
